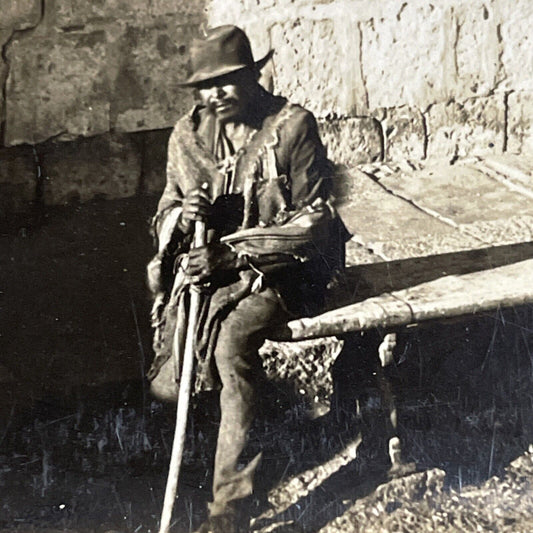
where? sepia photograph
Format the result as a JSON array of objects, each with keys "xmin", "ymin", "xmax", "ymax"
[{"xmin": 1, "ymin": 0, "xmax": 532, "ymax": 531}]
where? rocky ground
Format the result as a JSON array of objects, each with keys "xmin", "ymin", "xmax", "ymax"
[
  {"xmin": 1, "ymin": 197, "xmax": 533, "ymax": 532},
  {"xmin": 1, "ymin": 362, "xmax": 533, "ymax": 533}
]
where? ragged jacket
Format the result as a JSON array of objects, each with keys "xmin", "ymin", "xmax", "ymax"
[{"xmin": 147, "ymin": 89, "xmax": 348, "ymax": 398}]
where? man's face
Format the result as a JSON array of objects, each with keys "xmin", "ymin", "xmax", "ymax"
[{"xmin": 197, "ymin": 68, "xmax": 258, "ymax": 123}]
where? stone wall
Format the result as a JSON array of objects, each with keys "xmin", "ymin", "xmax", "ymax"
[
  {"xmin": 1, "ymin": 0, "xmax": 532, "ymax": 217},
  {"xmin": 0, "ymin": 0, "xmax": 208, "ymax": 217},
  {"xmin": 208, "ymin": 0, "xmax": 532, "ymax": 164}
]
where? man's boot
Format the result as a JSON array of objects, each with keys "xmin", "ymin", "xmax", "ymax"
[{"xmin": 195, "ymin": 508, "xmax": 249, "ymax": 533}]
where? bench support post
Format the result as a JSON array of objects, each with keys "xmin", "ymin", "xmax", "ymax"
[{"xmin": 377, "ymin": 332, "xmax": 416, "ymax": 477}]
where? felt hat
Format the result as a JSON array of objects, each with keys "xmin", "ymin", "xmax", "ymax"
[{"xmin": 180, "ymin": 25, "xmax": 273, "ymax": 87}]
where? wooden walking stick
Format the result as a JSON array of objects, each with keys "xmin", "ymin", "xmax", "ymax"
[{"xmin": 159, "ymin": 219, "xmax": 207, "ymax": 533}]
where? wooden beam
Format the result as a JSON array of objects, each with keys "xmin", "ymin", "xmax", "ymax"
[{"xmin": 272, "ymin": 258, "xmax": 533, "ymax": 341}]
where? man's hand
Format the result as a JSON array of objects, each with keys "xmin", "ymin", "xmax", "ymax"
[
  {"xmin": 177, "ymin": 188, "xmax": 212, "ymax": 234},
  {"xmin": 186, "ymin": 243, "xmax": 243, "ymax": 281}
]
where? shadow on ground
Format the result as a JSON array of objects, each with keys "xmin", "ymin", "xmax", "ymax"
[{"xmin": 1, "ymin": 197, "xmax": 533, "ymax": 531}]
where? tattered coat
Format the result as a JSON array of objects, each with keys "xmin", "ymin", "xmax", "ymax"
[{"xmin": 147, "ymin": 90, "xmax": 347, "ymax": 398}]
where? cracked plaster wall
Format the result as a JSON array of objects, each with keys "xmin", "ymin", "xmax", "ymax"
[{"xmin": 0, "ymin": 0, "xmax": 532, "ymax": 217}]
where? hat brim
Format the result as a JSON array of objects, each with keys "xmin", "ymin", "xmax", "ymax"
[{"xmin": 178, "ymin": 49, "xmax": 274, "ymax": 87}]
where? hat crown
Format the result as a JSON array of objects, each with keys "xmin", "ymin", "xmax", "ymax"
[{"xmin": 189, "ymin": 25, "xmax": 255, "ymax": 84}]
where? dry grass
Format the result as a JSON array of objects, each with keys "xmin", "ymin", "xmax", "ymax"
[{"xmin": 1, "ymin": 306, "xmax": 533, "ymax": 532}]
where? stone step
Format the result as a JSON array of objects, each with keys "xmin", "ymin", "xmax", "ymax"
[
  {"xmin": 336, "ymin": 167, "xmax": 482, "ymax": 263},
  {"xmin": 339, "ymin": 155, "xmax": 533, "ymax": 266}
]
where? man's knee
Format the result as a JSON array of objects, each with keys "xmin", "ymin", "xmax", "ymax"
[
  {"xmin": 218, "ymin": 293, "xmax": 281, "ymax": 349},
  {"xmin": 214, "ymin": 293, "xmax": 282, "ymax": 379},
  {"xmin": 215, "ymin": 308, "xmax": 265, "ymax": 369}
]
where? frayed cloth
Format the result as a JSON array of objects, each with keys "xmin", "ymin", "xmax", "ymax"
[{"xmin": 148, "ymin": 260, "xmax": 262, "ymax": 398}]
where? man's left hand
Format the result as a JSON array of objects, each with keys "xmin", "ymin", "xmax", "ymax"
[{"xmin": 186, "ymin": 243, "xmax": 242, "ymax": 281}]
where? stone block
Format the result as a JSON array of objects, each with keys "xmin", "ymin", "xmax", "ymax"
[
  {"xmin": 344, "ymin": 239, "xmax": 382, "ymax": 266},
  {"xmin": 5, "ymin": 21, "xmax": 198, "ymax": 145},
  {"xmin": 0, "ymin": 53, "xmax": 7, "ymax": 140},
  {"xmin": 335, "ymin": 168, "xmax": 481, "ymax": 262},
  {"xmin": 5, "ymin": 30, "xmax": 111, "ymax": 146},
  {"xmin": 377, "ymin": 159, "xmax": 533, "ymax": 228},
  {"xmin": 360, "ymin": 3, "xmax": 454, "ymax": 110},
  {"xmin": 242, "ymin": 0, "xmax": 334, "ymax": 9},
  {"xmin": 149, "ymin": 0, "xmax": 208, "ymax": 19},
  {"xmin": 54, "ymin": 1, "xmax": 150, "ymax": 28},
  {"xmin": 499, "ymin": 0, "xmax": 533, "ymax": 92},
  {"xmin": 139, "ymin": 128, "xmax": 173, "ymax": 194},
  {"xmin": 454, "ymin": 2, "xmax": 501, "ymax": 98},
  {"xmin": 319, "ymin": 117, "xmax": 382, "ymax": 167},
  {"xmin": 507, "ymin": 91, "xmax": 533, "ymax": 154},
  {"xmin": 459, "ymin": 216, "xmax": 533, "ymax": 248},
  {"xmin": 382, "ymin": 106, "xmax": 426, "ymax": 162},
  {"xmin": 244, "ymin": 0, "xmax": 277, "ymax": 8},
  {"xmin": 207, "ymin": 2, "xmax": 246, "ymax": 27},
  {"xmin": 0, "ymin": 0, "xmax": 41, "ymax": 31},
  {"xmin": 270, "ymin": 18, "xmax": 337, "ymax": 117},
  {"xmin": 270, "ymin": 17, "xmax": 364, "ymax": 117},
  {"xmin": 426, "ymin": 95, "xmax": 505, "ymax": 160},
  {"xmin": 54, "ymin": 0, "xmax": 206, "ymax": 27},
  {"xmin": 38, "ymin": 134, "xmax": 142, "ymax": 206},
  {"xmin": 0, "ymin": 146, "xmax": 36, "ymax": 216},
  {"xmin": 111, "ymin": 23, "xmax": 198, "ymax": 133},
  {"xmin": 0, "ymin": 0, "xmax": 41, "ymax": 138}
]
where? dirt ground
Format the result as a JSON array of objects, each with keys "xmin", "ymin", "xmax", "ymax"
[{"xmin": 1, "ymin": 197, "xmax": 533, "ymax": 532}]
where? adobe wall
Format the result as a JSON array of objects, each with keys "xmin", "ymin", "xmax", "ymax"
[{"xmin": 1, "ymin": 0, "xmax": 531, "ymax": 217}]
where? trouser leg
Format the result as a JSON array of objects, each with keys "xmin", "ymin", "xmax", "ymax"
[{"xmin": 210, "ymin": 289, "xmax": 287, "ymax": 517}]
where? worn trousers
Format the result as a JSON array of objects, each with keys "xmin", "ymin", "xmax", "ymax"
[{"xmin": 208, "ymin": 287, "xmax": 289, "ymax": 517}]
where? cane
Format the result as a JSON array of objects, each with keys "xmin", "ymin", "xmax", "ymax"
[{"xmin": 159, "ymin": 219, "xmax": 207, "ymax": 533}]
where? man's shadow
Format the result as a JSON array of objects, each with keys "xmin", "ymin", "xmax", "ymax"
[{"xmin": 240, "ymin": 329, "xmax": 394, "ymax": 531}]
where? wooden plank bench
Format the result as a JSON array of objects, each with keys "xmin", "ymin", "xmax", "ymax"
[
  {"xmin": 265, "ymin": 154, "xmax": 533, "ymax": 473},
  {"xmin": 266, "ymin": 256, "xmax": 533, "ymax": 473},
  {"xmin": 273, "ymin": 258, "xmax": 533, "ymax": 341}
]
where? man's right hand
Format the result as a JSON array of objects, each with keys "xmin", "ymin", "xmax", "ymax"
[{"xmin": 177, "ymin": 188, "xmax": 212, "ymax": 234}]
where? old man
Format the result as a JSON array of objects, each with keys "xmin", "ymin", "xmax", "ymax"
[{"xmin": 147, "ymin": 25, "xmax": 347, "ymax": 533}]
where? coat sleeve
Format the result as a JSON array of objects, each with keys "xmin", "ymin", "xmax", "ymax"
[
  {"xmin": 151, "ymin": 126, "xmax": 187, "ymax": 253},
  {"xmin": 286, "ymin": 109, "xmax": 331, "ymax": 209}
]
